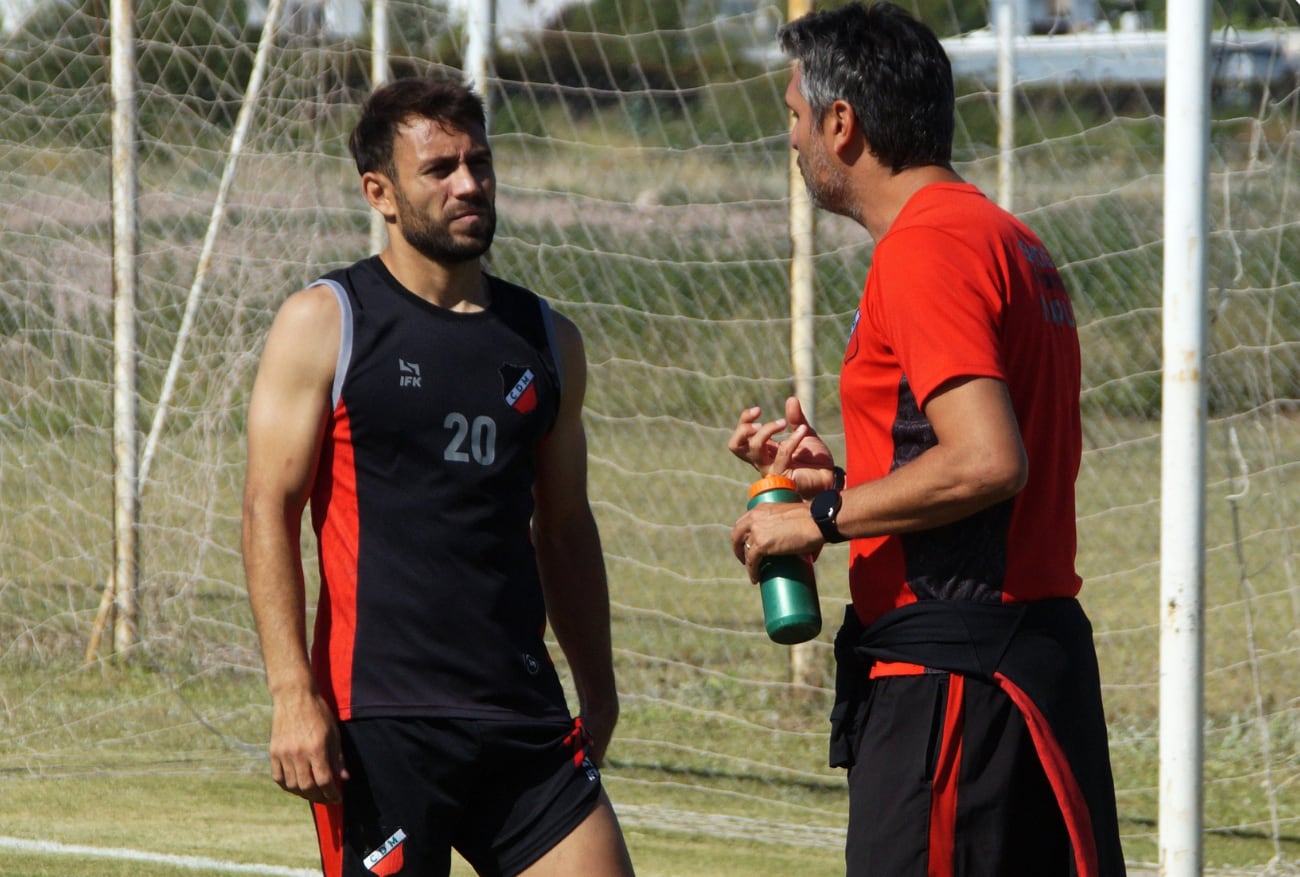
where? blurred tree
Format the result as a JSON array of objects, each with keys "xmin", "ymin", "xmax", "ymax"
[{"xmin": 4, "ymin": 0, "xmax": 254, "ymax": 122}]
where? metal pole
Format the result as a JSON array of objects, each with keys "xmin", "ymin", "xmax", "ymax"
[
  {"xmin": 140, "ymin": 0, "xmax": 285, "ymax": 490},
  {"xmin": 1159, "ymin": 0, "xmax": 1210, "ymax": 873},
  {"xmin": 464, "ymin": 0, "xmax": 496, "ymax": 129},
  {"xmin": 994, "ymin": 0, "xmax": 1016, "ymax": 211},
  {"xmin": 787, "ymin": 0, "xmax": 817, "ymax": 688},
  {"xmin": 110, "ymin": 0, "xmax": 139, "ymax": 655},
  {"xmin": 369, "ymin": 0, "xmax": 389, "ymax": 255}
]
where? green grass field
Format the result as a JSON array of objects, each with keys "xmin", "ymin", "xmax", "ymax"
[
  {"xmin": 0, "ymin": 772, "xmax": 851, "ymax": 876},
  {"xmin": 1, "ymin": 411, "xmax": 1297, "ymax": 875}
]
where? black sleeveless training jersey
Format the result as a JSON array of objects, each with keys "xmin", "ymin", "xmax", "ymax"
[{"xmin": 307, "ymin": 256, "xmax": 571, "ymax": 722}]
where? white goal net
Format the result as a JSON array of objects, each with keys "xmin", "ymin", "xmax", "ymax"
[{"xmin": 0, "ymin": 0, "xmax": 1296, "ymax": 871}]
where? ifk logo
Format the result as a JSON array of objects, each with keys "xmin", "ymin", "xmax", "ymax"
[{"xmin": 399, "ymin": 359, "xmax": 422, "ymax": 388}]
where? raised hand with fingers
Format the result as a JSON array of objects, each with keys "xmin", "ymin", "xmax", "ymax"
[{"xmin": 727, "ymin": 396, "xmax": 838, "ymax": 498}]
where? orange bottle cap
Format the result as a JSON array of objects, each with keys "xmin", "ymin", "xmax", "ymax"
[{"xmin": 748, "ymin": 473, "xmax": 798, "ymax": 499}]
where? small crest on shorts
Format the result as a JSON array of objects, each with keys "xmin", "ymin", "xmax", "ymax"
[
  {"xmin": 364, "ymin": 828, "xmax": 407, "ymax": 875},
  {"xmin": 523, "ymin": 652, "xmax": 540, "ymax": 675}
]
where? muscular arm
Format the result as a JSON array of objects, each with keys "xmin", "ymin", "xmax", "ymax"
[
  {"xmin": 241, "ymin": 285, "xmax": 349, "ymax": 803},
  {"xmin": 733, "ymin": 377, "xmax": 1028, "ymax": 580},
  {"xmin": 531, "ymin": 313, "xmax": 619, "ymax": 765}
]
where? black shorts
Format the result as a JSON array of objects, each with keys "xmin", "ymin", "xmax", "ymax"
[
  {"xmin": 311, "ymin": 716, "xmax": 603, "ymax": 877},
  {"xmin": 845, "ymin": 672, "xmax": 1072, "ymax": 877}
]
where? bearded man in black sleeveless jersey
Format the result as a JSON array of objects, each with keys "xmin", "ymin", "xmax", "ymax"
[{"xmin": 242, "ymin": 76, "xmax": 636, "ymax": 877}]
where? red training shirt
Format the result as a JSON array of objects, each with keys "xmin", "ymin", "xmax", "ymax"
[{"xmin": 840, "ymin": 182, "xmax": 1083, "ymax": 625}]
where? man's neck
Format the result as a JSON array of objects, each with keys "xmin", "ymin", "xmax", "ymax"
[
  {"xmin": 859, "ymin": 164, "xmax": 964, "ymax": 242},
  {"xmin": 379, "ymin": 246, "xmax": 488, "ymax": 312}
]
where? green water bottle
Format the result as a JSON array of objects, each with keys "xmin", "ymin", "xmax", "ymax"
[{"xmin": 746, "ymin": 474, "xmax": 822, "ymax": 644}]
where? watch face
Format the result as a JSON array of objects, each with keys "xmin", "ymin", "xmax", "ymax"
[
  {"xmin": 811, "ymin": 489, "xmax": 845, "ymax": 542},
  {"xmin": 813, "ymin": 490, "xmax": 840, "ymax": 523}
]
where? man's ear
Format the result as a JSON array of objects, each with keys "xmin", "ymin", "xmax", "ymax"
[
  {"xmin": 824, "ymin": 99, "xmax": 861, "ymax": 161},
  {"xmin": 361, "ymin": 171, "xmax": 397, "ymax": 221}
]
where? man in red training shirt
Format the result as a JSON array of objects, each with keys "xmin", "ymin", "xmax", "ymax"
[{"xmin": 728, "ymin": 4, "xmax": 1126, "ymax": 876}]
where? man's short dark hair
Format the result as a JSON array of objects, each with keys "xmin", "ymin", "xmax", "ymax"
[
  {"xmin": 348, "ymin": 76, "xmax": 487, "ymax": 178},
  {"xmin": 778, "ymin": 1, "xmax": 954, "ymax": 173}
]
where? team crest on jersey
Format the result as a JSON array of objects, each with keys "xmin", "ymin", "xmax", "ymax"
[
  {"xmin": 363, "ymin": 828, "xmax": 407, "ymax": 875},
  {"xmin": 501, "ymin": 364, "xmax": 538, "ymax": 415}
]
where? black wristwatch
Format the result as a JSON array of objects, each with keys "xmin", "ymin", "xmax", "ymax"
[{"xmin": 810, "ymin": 489, "xmax": 848, "ymax": 543}]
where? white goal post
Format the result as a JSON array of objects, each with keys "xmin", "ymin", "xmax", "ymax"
[{"xmin": 1160, "ymin": 2, "xmax": 1211, "ymax": 875}]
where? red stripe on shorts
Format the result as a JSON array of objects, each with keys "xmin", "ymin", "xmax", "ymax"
[
  {"xmin": 928, "ymin": 673, "xmax": 964, "ymax": 877},
  {"xmin": 312, "ymin": 801, "xmax": 344, "ymax": 877},
  {"xmin": 995, "ymin": 672, "xmax": 1100, "ymax": 877}
]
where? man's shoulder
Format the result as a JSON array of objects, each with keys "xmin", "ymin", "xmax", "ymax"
[
  {"xmin": 312, "ymin": 255, "xmax": 381, "ymax": 290},
  {"xmin": 895, "ymin": 183, "xmax": 1003, "ymax": 233},
  {"xmin": 486, "ymin": 273, "xmax": 564, "ymax": 334},
  {"xmin": 485, "ymin": 272, "xmax": 541, "ymax": 301},
  {"xmin": 881, "ymin": 184, "xmax": 1029, "ymax": 264}
]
